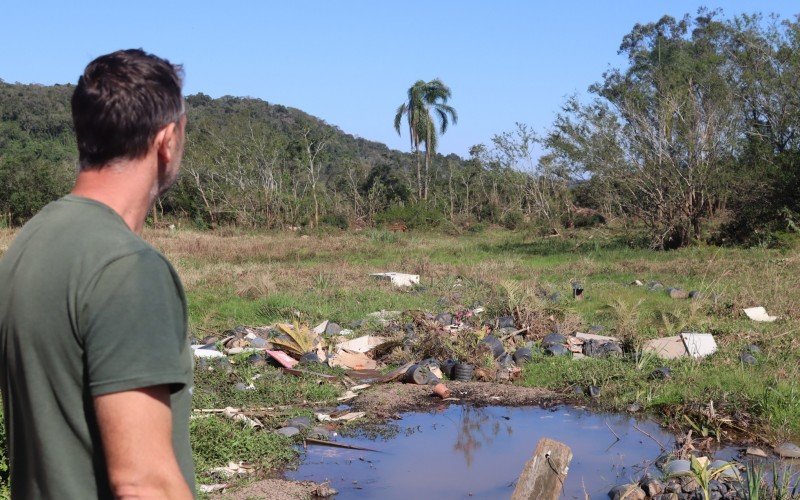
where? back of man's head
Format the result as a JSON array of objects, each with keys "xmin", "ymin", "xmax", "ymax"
[{"xmin": 71, "ymin": 49, "xmax": 184, "ymax": 170}]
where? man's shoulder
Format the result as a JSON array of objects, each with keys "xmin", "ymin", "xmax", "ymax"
[
  {"xmin": 2, "ymin": 196, "xmax": 163, "ymax": 284},
  {"xmin": 28, "ymin": 195, "xmax": 151, "ymax": 255}
]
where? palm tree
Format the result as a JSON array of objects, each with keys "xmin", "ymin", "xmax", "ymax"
[{"xmin": 395, "ymin": 79, "xmax": 457, "ymax": 200}]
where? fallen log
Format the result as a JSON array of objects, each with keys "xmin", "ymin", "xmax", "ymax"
[{"xmin": 511, "ymin": 438, "xmax": 572, "ymax": 500}]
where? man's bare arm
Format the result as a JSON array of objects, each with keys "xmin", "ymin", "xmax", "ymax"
[{"xmin": 94, "ymin": 385, "xmax": 193, "ymax": 499}]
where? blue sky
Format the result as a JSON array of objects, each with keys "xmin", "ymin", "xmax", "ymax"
[{"xmin": 2, "ymin": 1, "xmax": 797, "ymax": 158}]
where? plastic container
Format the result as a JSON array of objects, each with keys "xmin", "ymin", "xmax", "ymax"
[
  {"xmin": 513, "ymin": 347, "xmax": 533, "ymax": 365},
  {"xmin": 481, "ymin": 335, "xmax": 505, "ymax": 358},
  {"xmin": 441, "ymin": 359, "xmax": 458, "ymax": 379},
  {"xmin": 453, "ymin": 363, "xmax": 474, "ymax": 382},
  {"xmin": 403, "ymin": 364, "xmax": 432, "ymax": 385}
]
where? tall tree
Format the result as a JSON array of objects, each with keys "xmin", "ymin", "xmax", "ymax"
[{"xmin": 394, "ymin": 79, "xmax": 458, "ymax": 200}]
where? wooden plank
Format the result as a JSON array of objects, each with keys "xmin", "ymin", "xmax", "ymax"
[{"xmin": 511, "ymin": 438, "xmax": 572, "ymax": 500}]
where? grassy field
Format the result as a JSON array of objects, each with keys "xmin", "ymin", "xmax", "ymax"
[
  {"xmin": 142, "ymin": 225, "xmax": 800, "ymax": 441},
  {"xmin": 1, "ymin": 225, "xmax": 799, "ymax": 490}
]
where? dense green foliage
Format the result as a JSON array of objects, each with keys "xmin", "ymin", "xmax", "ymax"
[
  {"xmin": 0, "ymin": 82, "xmax": 76, "ymax": 226},
  {"xmin": 542, "ymin": 10, "xmax": 800, "ymax": 247},
  {"xmin": 2, "ymin": 10, "xmax": 800, "ymax": 247}
]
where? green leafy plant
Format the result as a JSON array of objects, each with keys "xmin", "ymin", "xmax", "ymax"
[{"xmin": 684, "ymin": 456, "xmax": 737, "ymax": 500}]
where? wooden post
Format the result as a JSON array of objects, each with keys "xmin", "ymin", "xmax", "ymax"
[{"xmin": 511, "ymin": 438, "xmax": 572, "ymax": 500}]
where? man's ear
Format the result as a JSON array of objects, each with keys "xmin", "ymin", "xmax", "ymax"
[{"xmin": 155, "ymin": 123, "xmax": 178, "ymax": 165}]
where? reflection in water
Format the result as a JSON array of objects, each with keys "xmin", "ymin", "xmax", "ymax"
[
  {"xmin": 453, "ymin": 407, "xmax": 512, "ymax": 467},
  {"xmin": 288, "ymin": 405, "xmax": 740, "ymax": 500}
]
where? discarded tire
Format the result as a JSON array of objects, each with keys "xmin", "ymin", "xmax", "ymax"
[{"xmin": 453, "ymin": 363, "xmax": 474, "ymax": 382}]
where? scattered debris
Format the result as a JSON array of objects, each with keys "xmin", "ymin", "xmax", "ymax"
[
  {"xmin": 575, "ymin": 331, "xmax": 619, "ymax": 343},
  {"xmin": 680, "ymin": 333, "xmax": 717, "ymax": 359},
  {"xmin": 336, "ymin": 384, "xmax": 371, "ymax": 402},
  {"xmin": 266, "ymin": 349, "xmax": 299, "ymax": 369},
  {"xmin": 222, "ymin": 406, "xmax": 263, "ymax": 428},
  {"xmin": 275, "ymin": 426, "xmax": 300, "ymax": 437},
  {"xmin": 743, "ymin": 306, "xmax": 778, "ymax": 322},
  {"xmin": 191, "ymin": 345, "xmax": 226, "ymax": 358},
  {"xmin": 642, "ymin": 336, "xmax": 686, "ymax": 359},
  {"xmin": 432, "ymin": 382, "xmax": 451, "ymax": 399},
  {"xmin": 745, "ymin": 447, "xmax": 768, "ymax": 458},
  {"xmin": 198, "ymin": 484, "xmax": 228, "ymax": 494},
  {"xmin": 315, "ymin": 411, "xmax": 366, "ymax": 423},
  {"xmin": 642, "ymin": 333, "xmax": 717, "ymax": 360},
  {"xmin": 336, "ymin": 335, "xmax": 386, "ymax": 353},
  {"xmin": 209, "ymin": 461, "xmax": 256, "ymax": 479},
  {"xmin": 370, "ymin": 272, "xmax": 420, "ymax": 288},
  {"xmin": 327, "ymin": 350, "xmax": 377, "ymax": 370},
  {"xmin": 571, "ymin": 282, "xmax": 584, "ymax": 300}
]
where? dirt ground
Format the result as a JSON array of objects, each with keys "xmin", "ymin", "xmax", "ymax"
[
  {"xmin": 214, "ymin": 381, "xmax": 563, "ymax": 499},
  {"xmin": 213, "ymin": 477, "xmax": 320, "ymax": 499},
  {"xmin": 350, "ymin": 380, "xmax": 562, "ymax": 417}
]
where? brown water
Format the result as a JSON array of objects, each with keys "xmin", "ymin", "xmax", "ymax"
[{"xmin": 287, "ymin": 405, "xmax": 739, "ymax": 499}]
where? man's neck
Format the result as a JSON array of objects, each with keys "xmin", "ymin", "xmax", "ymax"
[{"xmin": 71, "ymin": 156, "xmax": 158, "ymax": 234}]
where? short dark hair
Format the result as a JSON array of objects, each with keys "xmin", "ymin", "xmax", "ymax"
[{"xmin": 71, "ymin": 49, "xmax": 184, "ymax": 169}]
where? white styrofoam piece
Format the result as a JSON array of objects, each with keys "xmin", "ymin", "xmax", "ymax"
[
  {"xmin": 680, "ymin": 333, "xmax": 717, "ymax": 359},
  {"xmin": 743, "ymin": 306, "xmax": 777, "ymax": 322},
  {"xmin": 192, "ymin": 346, "xmax": 226, "ymax": 358},
  {"xmin": 370, "ymin": 272, "xmax": 420, "ymax": 287}
]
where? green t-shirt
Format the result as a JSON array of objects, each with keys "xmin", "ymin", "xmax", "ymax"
[{"xmin": 0, "ymin": 195, "xmax": 195, "ymax": 498}]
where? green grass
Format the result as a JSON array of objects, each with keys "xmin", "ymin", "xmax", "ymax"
[{"xmin": 190, "ymin": 415, "xmax": 297, "ymax": 481}]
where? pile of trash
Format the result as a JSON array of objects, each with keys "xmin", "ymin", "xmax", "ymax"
[{"xmin": 191, "ymin": 299, "xmax": 726, "ymax": 395}]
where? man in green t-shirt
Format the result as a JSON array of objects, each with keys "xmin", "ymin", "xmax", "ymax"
[{"xmin": 0, "ymin": 49, "xmax": 194, "ymax": 498}]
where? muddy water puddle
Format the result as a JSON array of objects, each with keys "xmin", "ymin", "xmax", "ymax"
[{"xmin": 287, "ymin": 405, "xmax": 738, "ymax": 499}]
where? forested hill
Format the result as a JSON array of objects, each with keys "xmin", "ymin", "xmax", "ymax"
[{"xmin": 0, "ymin": 80, "xmax": 465, "ymax": 228}]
